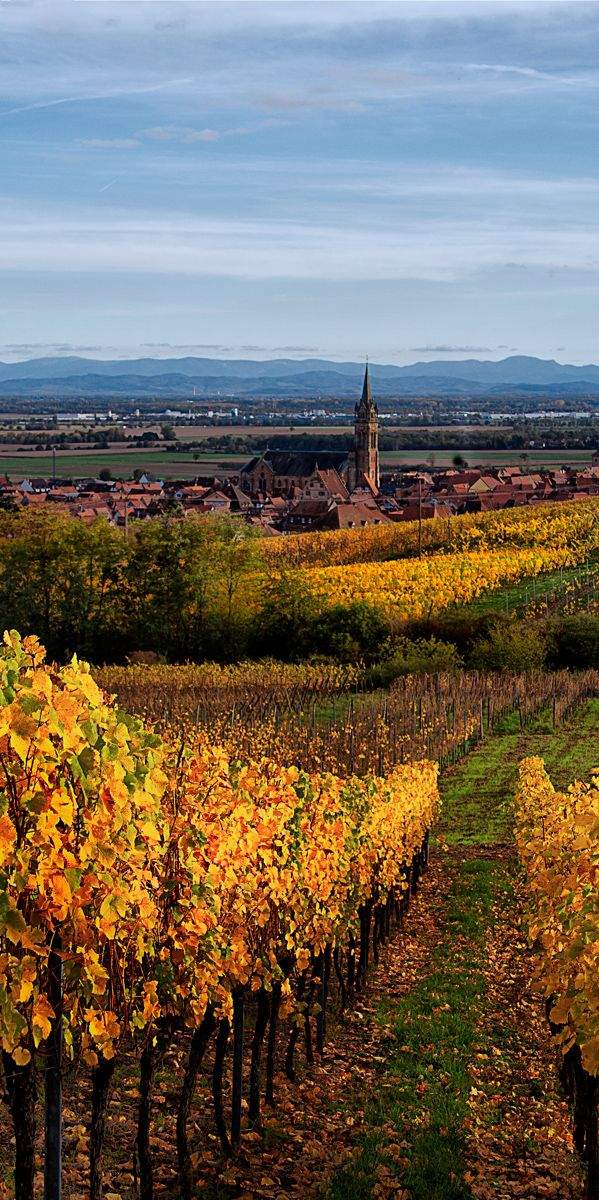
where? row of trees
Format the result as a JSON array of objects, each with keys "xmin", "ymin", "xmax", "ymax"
[
  {"xmin": 0, "ymin": 511, "xmax": 391, "ymax": 664},
  {"xmin": 173, "ymin": 420, "xmax": 599, "ymax": 455},
  {"xmin": 0, "ymin": 511, "xmax": 267, "ymax": 662}
]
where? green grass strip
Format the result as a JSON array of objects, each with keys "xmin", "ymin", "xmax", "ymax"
[
  {"xmin": 324, "ymin": 857, "xmax": 511, "ymax": 1200},
  {"xmin": 439, "ymin": 698, "xmax": 599, "ymax": 846},
  {"xmin": 444, "ymin": 561, "xmax": 597, "ymax": 620}
]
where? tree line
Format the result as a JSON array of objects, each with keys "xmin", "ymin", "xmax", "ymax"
[
  {"xmin": 173, "ymin": 421, "xmax": 599, "ymax": 456},
  {"xmin": 0, "ymin": 511, "xmax": 389, "ymax": 665},
  {"xmin": 0, "ymin": 512, "xmax": 266, "ymax": 662}
]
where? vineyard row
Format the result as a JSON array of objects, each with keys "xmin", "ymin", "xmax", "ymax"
[
  {"xmin": 264, "ymin": 495, "xmax": 599, "ymax": 570},
  {"xmin": 99, "ymin": 663, "xmax": 599, "ymax": 776},
  {"xmin": 0, "ymin": 632, "xmax": 437, "ymax": 1200},
  {"xmin": 516, "ymin": 759, "xmax": 599, "ymax": 1198}
]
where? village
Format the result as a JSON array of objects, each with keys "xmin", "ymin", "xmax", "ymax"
[
  {"xmin": 4, "ymin": 448, "xmax": 599, "ymax": 534},
  {"xmin": 2, "ymin": 364, "xmax": 599, "ymax": 534}
]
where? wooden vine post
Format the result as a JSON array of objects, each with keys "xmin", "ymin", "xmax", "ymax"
[
  {"xmin": 231, "ymin": 988, "xmax": 245, "ymax": 1147},
  {"xmin": 44, "ymin": 932, "xmax": 63, "ymax": 1200}
]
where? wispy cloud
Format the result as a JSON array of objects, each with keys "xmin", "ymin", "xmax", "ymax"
[
  {"xmin": 141, "ymin": 342, "xmax": 228, "ymax": 352},
  {"xmin": 0, "ymin": 79, "xmax": 193, "ymax": 121},
  {"xmin": 80, "ymin": 139, "xmax": 140, "ymax": 151},
  {"xmin": 1, "ymin": 199, "xmax": 598, "ymax": 283},
  {"xmin": 140, "ymin": 119, "xmax": 286, "ymax": 143},
  {"xmin": 1, "ymin": 342, "xmax": 105, "ymax": 354},
  {"xmin": 258, "ymin": 90, "xmax": 366, "ymax": 113},
  {"xmin": 409, "ymin": 344, "xmax": 494, "ymax": 353},
  {"xmin": 139, "ymin": 126, "xmax": 220, "ymax": 144},
  {"xmin": 463, "ymin": 61, "xmax": 598, "ymax": 89},
  {"xmin": 2, "ymin": 2, "xmax": 599, "ymax": 361},
  {"xmin": 141, "ymin": 341, "xmax": 319, "ymax": 354},
  {"xmin": 78, "ymin": 120, "xmax": 287, "ymax": 151}
]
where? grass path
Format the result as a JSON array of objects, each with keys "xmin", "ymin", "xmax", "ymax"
[{"xmin": 322, "ymin": 700, "xmax": 599, "ymax": 1200}]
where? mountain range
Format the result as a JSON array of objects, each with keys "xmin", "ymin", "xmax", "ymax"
[{"xmin": 1, "ymin": 354, "xmax": 599, "ymax": 400}]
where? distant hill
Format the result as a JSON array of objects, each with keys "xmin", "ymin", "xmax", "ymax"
[{"xmin": 1, "ymin": 354, "xmax": 599, "ymax": 399}]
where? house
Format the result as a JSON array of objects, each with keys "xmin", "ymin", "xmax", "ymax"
[
  {"xmin": 281, "ymin": 498, "xmax": 334, "ymax": 531},
  {"xmin": 17, "ymin": 477, "xmax": 48, "ymax": 494},
  {"xmin": 468, "ymin": 474, "xmax": 500, "ymax": 494},
  {"xmin": 318, "ymin": 502, "xmax": 391, "ymax": 530},
  {"xmin": 300, "ymin": 467, "xmax": 349, "ymax": 503}
]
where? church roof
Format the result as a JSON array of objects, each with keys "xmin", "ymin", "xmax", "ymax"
[{"xmin": 241, "ymin": 449, "xmax": 350, "ymax": 477}]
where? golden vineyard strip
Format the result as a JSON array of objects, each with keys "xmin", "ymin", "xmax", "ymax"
[
  {"xmin": 515, "ymin": 758, "xmax": 599, "ymax": 1075},
  {"xmin": 0, "ymin": 632, "xmax": 439, "ymax": 1198},
  {"xmin": 264, "ymin": 496, "xmax": 599, "ymax": 570},
  {"xmin": 97, "ymin": 663, "xmax": 599, "ymax": 777},
  {"xmin": 94, "ymin": 658, "xmax": 360, "ymax": 722},
  {"xmin": 304, "ymin": 542, "xmax": 586, "ymax": 620}
]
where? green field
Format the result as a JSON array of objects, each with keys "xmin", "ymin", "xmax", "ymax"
[
  {"xmin": 0, "ymin": 444, "xmax": 592, "ymax": 481},
  {"xmin": 380, "ymin": 447, "xmax": 594, "ymax": 468},
  {"xmin": 0, "ymin": 450, "xmax": 248, "ymax": 480},
  {"xmin": 445, "ymin": 562, "xmax": 599, "ymax": 619}
]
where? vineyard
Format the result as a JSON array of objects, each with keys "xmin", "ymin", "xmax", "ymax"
[
  {"xmin": 0, "ymin": 630, "xmax": 598, "ymax": 1200},
  {"xmin": 0, "ymin": 633, "xmax": 438, "ymax": 1200},
  {"xmin": 2, "ymin": 497, "xmax": 599, "ymax": 1199},
  {"xmin": 97, "ymin": 661, "xmax": 599, "ymax": 773},
  {"xmin": 262, "ymin": 497, "xmax": 599, "ymax": 570},
  {"xmin": 516, "ymin": 759, "xmax": 599, "ymax": 1194},
  {"xmin": 93, "ymin": 659, "xmax": 361, "ymax": 723},
  {"xmin": 4, "ymin": 498, "xmax": 599, "ymax": 663},
  {"xmin": 303, "ymin": 543, "xmax": 588, "ymax": 621}
]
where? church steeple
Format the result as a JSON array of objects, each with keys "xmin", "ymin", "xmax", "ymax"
[
  {"xmin": 353, "ymin": 360, "xmax": 379, "ymax": 489},
  {"xmin": 357, "ymin": 360, "xmax": 374, "ymax": 414}
]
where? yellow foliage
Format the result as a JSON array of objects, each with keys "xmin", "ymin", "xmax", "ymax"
[
  {"xmin": 263, "ymin": 496, "xmax": 599, "ymax": 571},
  {"xmin": 515, "ymin": 757, "xmax": 599, "ymax": 1075},
  {"xmin": 305, "ymin": 543, "xmax": 586, "ymax": 622},
  {"xmin": 0, "ymin": 632, "xmax": 440, "ymax": 1069}
]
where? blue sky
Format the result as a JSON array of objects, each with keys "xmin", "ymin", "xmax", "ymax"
[{"xmin": 1, "ymin": 0, "xmax": 599, "ymax": 364}]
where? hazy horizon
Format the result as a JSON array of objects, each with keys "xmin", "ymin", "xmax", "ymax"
[
  {"xmin": 1, "ymin": 350, "xmax": 598, "ymax": 369},
  {"xmin": 1, "ymin": 350, "xmax": 599, "ymax": 367}
]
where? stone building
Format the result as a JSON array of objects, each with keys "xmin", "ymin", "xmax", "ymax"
[
  {"xmin": 351, "ymin": 362, "xmax": 380, "ymax": 490},
  {"xmin": 240, "ymin": 364, "xmax": 379, "ymax": 498}
]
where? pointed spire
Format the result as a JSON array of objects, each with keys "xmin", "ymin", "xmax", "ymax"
[
  {"xmin": 356, "ymin": 359, "xmax": 375, "ymax": 416},
  {"xmin": 361, "ymin": 360, "xmax": 371, "ymax": 406},
  {"xmin": 353, "ymin": 357, "xmax": 379, "ymax": 490}
]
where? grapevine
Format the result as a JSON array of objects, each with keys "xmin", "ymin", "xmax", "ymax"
[
  {"xmin": 515, "ymin": 757, "xmax": 599, "ymax": 1194},
  {"xmin": 0, "ymin": 632, "xmax": 439, "ymax": 1200}
]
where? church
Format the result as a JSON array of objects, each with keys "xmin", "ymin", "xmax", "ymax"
[{"xmin": 239, "ymin": 364, "xmax": 380, "ymax": 500}]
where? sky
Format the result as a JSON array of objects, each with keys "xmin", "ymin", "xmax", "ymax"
[{"xmin": 1, "ymin": 0, "xmax": 599, "ymax": 365}]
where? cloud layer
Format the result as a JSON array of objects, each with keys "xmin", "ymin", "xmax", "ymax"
[{"xmin": 1, "ymin": 1, "xmax": 598, "ymax": 361}]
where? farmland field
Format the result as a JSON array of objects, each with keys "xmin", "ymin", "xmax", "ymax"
[
  {"xmin": 0, "ymin": 441, "xmax": 593, "ymax": 480},
  {"xmin": 170, "ymin": 423, "xmax": 491, "ymax": 439},
  {"xmin": 0, "ymin": 448, "xmax": 248, "ymax": 478},
  {"xmin": 379, "ymin": 447, "xmax": 595, "ymax": 467}
]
